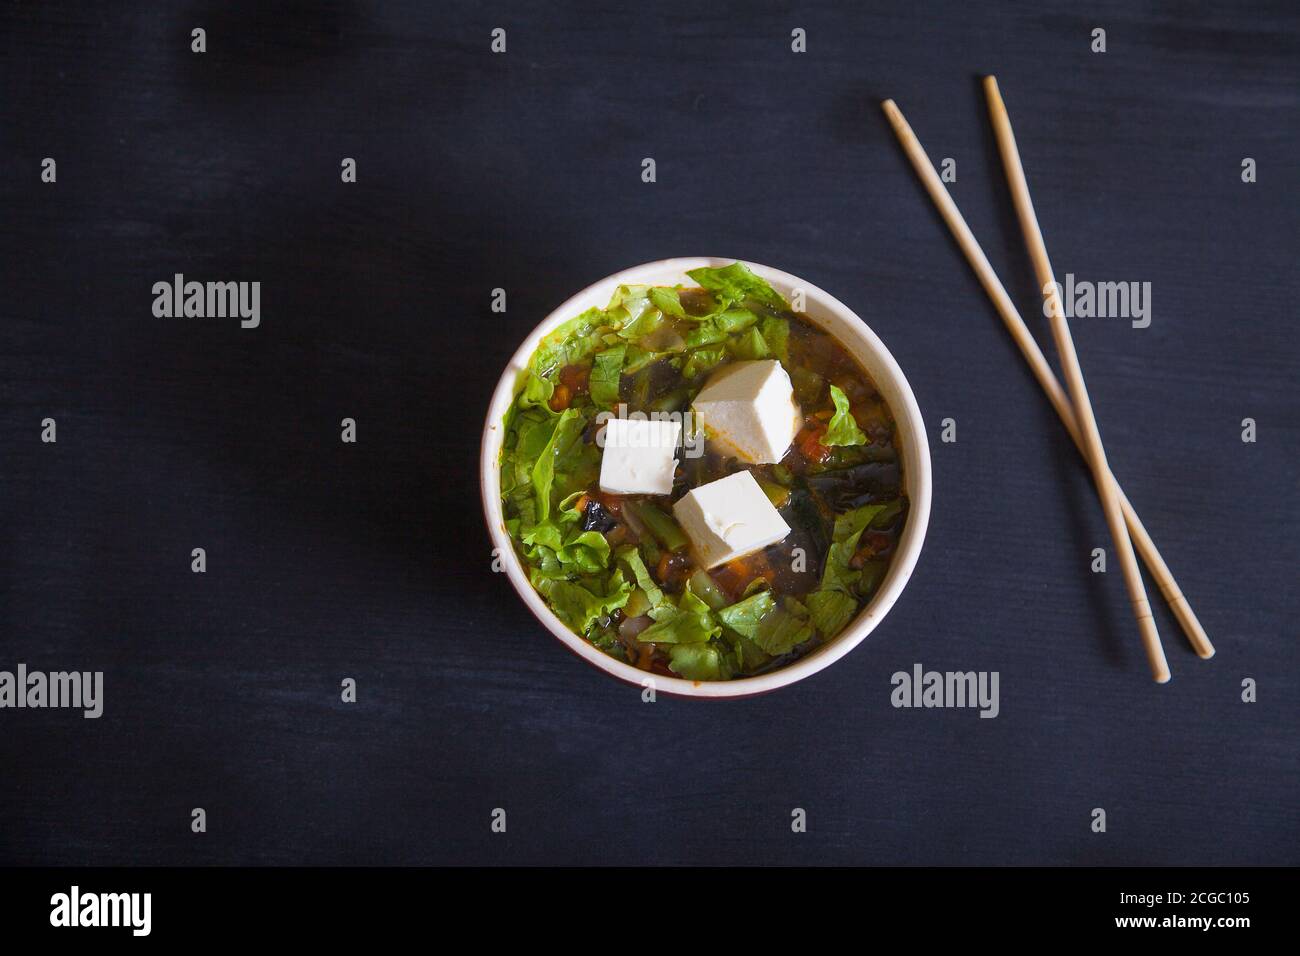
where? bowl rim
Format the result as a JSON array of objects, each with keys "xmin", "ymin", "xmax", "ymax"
[{"xmin": 480, "ymin": 257, "xmax": 931, "ymax": 699}]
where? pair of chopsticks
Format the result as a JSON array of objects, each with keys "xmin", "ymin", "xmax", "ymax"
[{"xmin": 883, "ymin": 77, "xmax": 1214, "ymax": 683}]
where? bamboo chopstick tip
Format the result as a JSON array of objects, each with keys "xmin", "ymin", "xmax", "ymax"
[
  {"xmin": 1149, "ymin": 641, "xmax": 1172, "ymax": 683},
  {"xmin": 1169, "ymin": 596, "xmax": 1215, "ymax": 660}
]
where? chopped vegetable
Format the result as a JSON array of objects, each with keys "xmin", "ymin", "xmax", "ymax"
[
  {"xmin": 686, "ymin": 263, "xmax": 789, "ymax": 311},
  {"xmin": 688, "ymin": 569, "xmax": 729, "ymax": 611},
  {"xmin": 823, "ymin": 385, "xmax": 868, "ymax": 447},
  {"xmin": 626, "ymin": 500, "xmax": 689, "ymax": 552},
  {"xmin": 638, "ymin": 582, "xmax": 721, "ymax": 646},
  {"xmin": 756, "ymin": 476, "xmax": 791, "ymax": 509},
  {"xmin": 649, "ymin": 286, "xmax": 686, "ymax": 317},
  {"xmin": 589, "ymin": 346, "xmax": 625, "ymax": 409}
]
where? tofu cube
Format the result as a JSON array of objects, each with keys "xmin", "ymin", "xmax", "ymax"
[
  {"xmin": 690, "ymin": 360, "xmax": 802, "ymax": 465},
  {"xmin": 599, "ymin": 417, "xmax": 681, "ymax": 496},
  {"xmin": 672, "ymin": 470, "xmax": 791, "ymax": 569}
]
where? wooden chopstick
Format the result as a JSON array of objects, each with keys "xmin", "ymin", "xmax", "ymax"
[
  {"xmin": 881, "ymin": 96, "xmax": 1214, "ymax": 676},
  {"xmin": 979, "ymin": 77, "xmax": 1167, "ymax": 682},
  {"xmin": 881, "ymin": 96, "xmax": 1212, "ymax": 663}
]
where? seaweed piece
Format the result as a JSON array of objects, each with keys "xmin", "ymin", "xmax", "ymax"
[
  {"xmin": 804, "ymin": 461, "xmax": 902, "ymax": 512},
  {"xmin": 763, "ymin": 488, "xmax": 831, "ymax": 592},
  {"xmin": 581, "ymin": 500, "xmax": 617, "ymax": 533}
]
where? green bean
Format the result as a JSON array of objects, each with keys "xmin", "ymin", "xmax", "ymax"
[
  {"xmin": 628, "ymin": 500, "xmax": 689, "ymax": 552},
  {"xmin": 689, "ymin": 570, "xmax": 729, "ymax": 611}
]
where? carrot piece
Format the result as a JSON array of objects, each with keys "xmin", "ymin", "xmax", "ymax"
[
  {"xmin": 796, "ymin": 424, "xmax": 831, "ymax": 464},
  {"xmin": 712, "ymin": 554, "xmax": 773, "ymax": 598},
  {"xmin": 548, "ymin": 383, "xmax": 571, "ymax": 412}
]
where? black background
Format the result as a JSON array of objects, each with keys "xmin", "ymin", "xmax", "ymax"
[{"xmin": 1, "ymin": 1, "xmax": 1296, "ymax": 866}]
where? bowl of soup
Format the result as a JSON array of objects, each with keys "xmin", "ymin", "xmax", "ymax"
[{"xmin": 481, "ymin": 258, "xmax": 931, "ymax": 697}]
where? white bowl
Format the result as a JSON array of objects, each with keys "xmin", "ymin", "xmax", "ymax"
[{"xmin": 480, "ymin": 258, "xmax": 932, "ymax": 698}]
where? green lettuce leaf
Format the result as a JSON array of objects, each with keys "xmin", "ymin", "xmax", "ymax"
[
  {"xmin": 517, "ymin": 370, "xmax": 556, "ymax": 411},
  {"xmin": 556, "ymin": 530, "xmax": 611, "ymax": 575},
  {"xmin": 802, "ymin": 502, "xmax": 891, "ymax": 636},
  {"xmin": 616, "ymin": 545, "xmax": 667, "ymax": 612},
  {"xmin": 824, "ymin": 385, "xmax": 867, "ymax": 447},
  {"xmin": 605, "ymin": 285, "xmax": 652, "ymax": 327},
  {"xmin": 728, "ymin": 326, "xmax": 770, "ymax": 360},
  {"xmin": 718, "ymin": 590, "xmax": 775, "ymax": 639},
  {"xmin": 619, "ymin": 308, "xmax": 664, "ymax": 343},
  {"xmin": 686, "ymin": 262, "xmax": 789, "ymax": 310},
  {"xmin": 531, "ymin": 568, "xmax": 632, "ymax": 634},
  {"xmin": 759, "ymin": 315, "xmax": 790, "ymax": 364},
  {"xmin": 833, "ymin": 502, "xmax": 889, "ymax": 544},
  {"xmin": 719, "ymin": 590, "xmax": 812, "ymax": 656},
  {"xmin": 589, "ymin": 346, "xmax": 625, "ymax": 409},
  {"xmin": 532, "ymin": 308, "xmax": 606, "ymax": 377},
  {"xmin": 666, "ymin": 642, "xmax": 724, "ymax": 681},
  {"xmin": 815, "ymin": 502, "xmax": 886, "ymax": 593},
  {"xmin": 753, "ymin": 603, "xmax": 813, "ymax": 655},
  {"xmin": 683, "ymin": 307, "xmax": 757, "ymax": 348},
  {"xmin": 501, "ymin": 408, "xmax": 556, "ymax": 526},
  {"xmin": 682, "ymin": 345, "xmax": 726, "ymax": 380},
  {"xmin": 726, "ymin": 630, "xmax": 772, "ymax": 671},
  {"xmin": 806, "ymin": 589, "xmax": 858, "ymax": 638},
  {"xmin": 638, "ymin": 583, "xmax": 721, "ymax": 645},
  {"xmin": 519, "ymin": 494, "xmax": 609, "ymax": 577},
  {"xmin": 531, "ymin": 408, "xmax": 584, "ymax": 523},
  {"xmin": 648, "ymin": 286, "xmax": 685, "ymax": 318}
]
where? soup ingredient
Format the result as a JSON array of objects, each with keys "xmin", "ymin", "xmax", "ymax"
[
  {"xmin": 687, "ymin": 261, "xmax": 789, "ymax": 310},
  {"xmin": 589, "ymin": 346, "xmax": 625, "ymax": 408},
  {"xmin": 598, "ymin": 417, "xmax": 681, "ymax": 495},
  {"xmin": 623, "ymin": 499, "xmax": 689, "ymax": 552},
  {"xmin": 672, "ymin": 470, "xmax": 792, "ymax": 569},
  {"xmin": 804, "ymin": 460, "xmax": 902, "ymax": 511},
  {"xmin": 804, "ymin": 502, "xmax": 895, "ymax": 636},
  {"xmin": 690, "ymin": 360, "xmax": 802, "ymax": 465},
  {"xmin": 580, "ymin": 498, "xmax": 618, "ymax": 533},
  {"xmin": 717, "ymin": 590, "xmax": 814, "ymax": 656},
  {"xmin": 823, "ymin": 384, "xmax": 868, "ymax": 447}
]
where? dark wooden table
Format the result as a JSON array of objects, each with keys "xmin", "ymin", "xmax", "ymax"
[{"xmin": 1, "ymin": 0, "xmax": 1296, "ymax": 865}]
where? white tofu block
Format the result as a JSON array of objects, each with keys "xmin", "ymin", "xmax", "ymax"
[
  {"xmin": 691, "ymin": 360, "xmax": 802, "ymax": 465},
  {"xmin": 599, "ymin": 417, "xmax": 681, "ymax": 496},
  {"xmin": 672, "ymin": 470, "xmax": 791, "ymax": 569}
]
